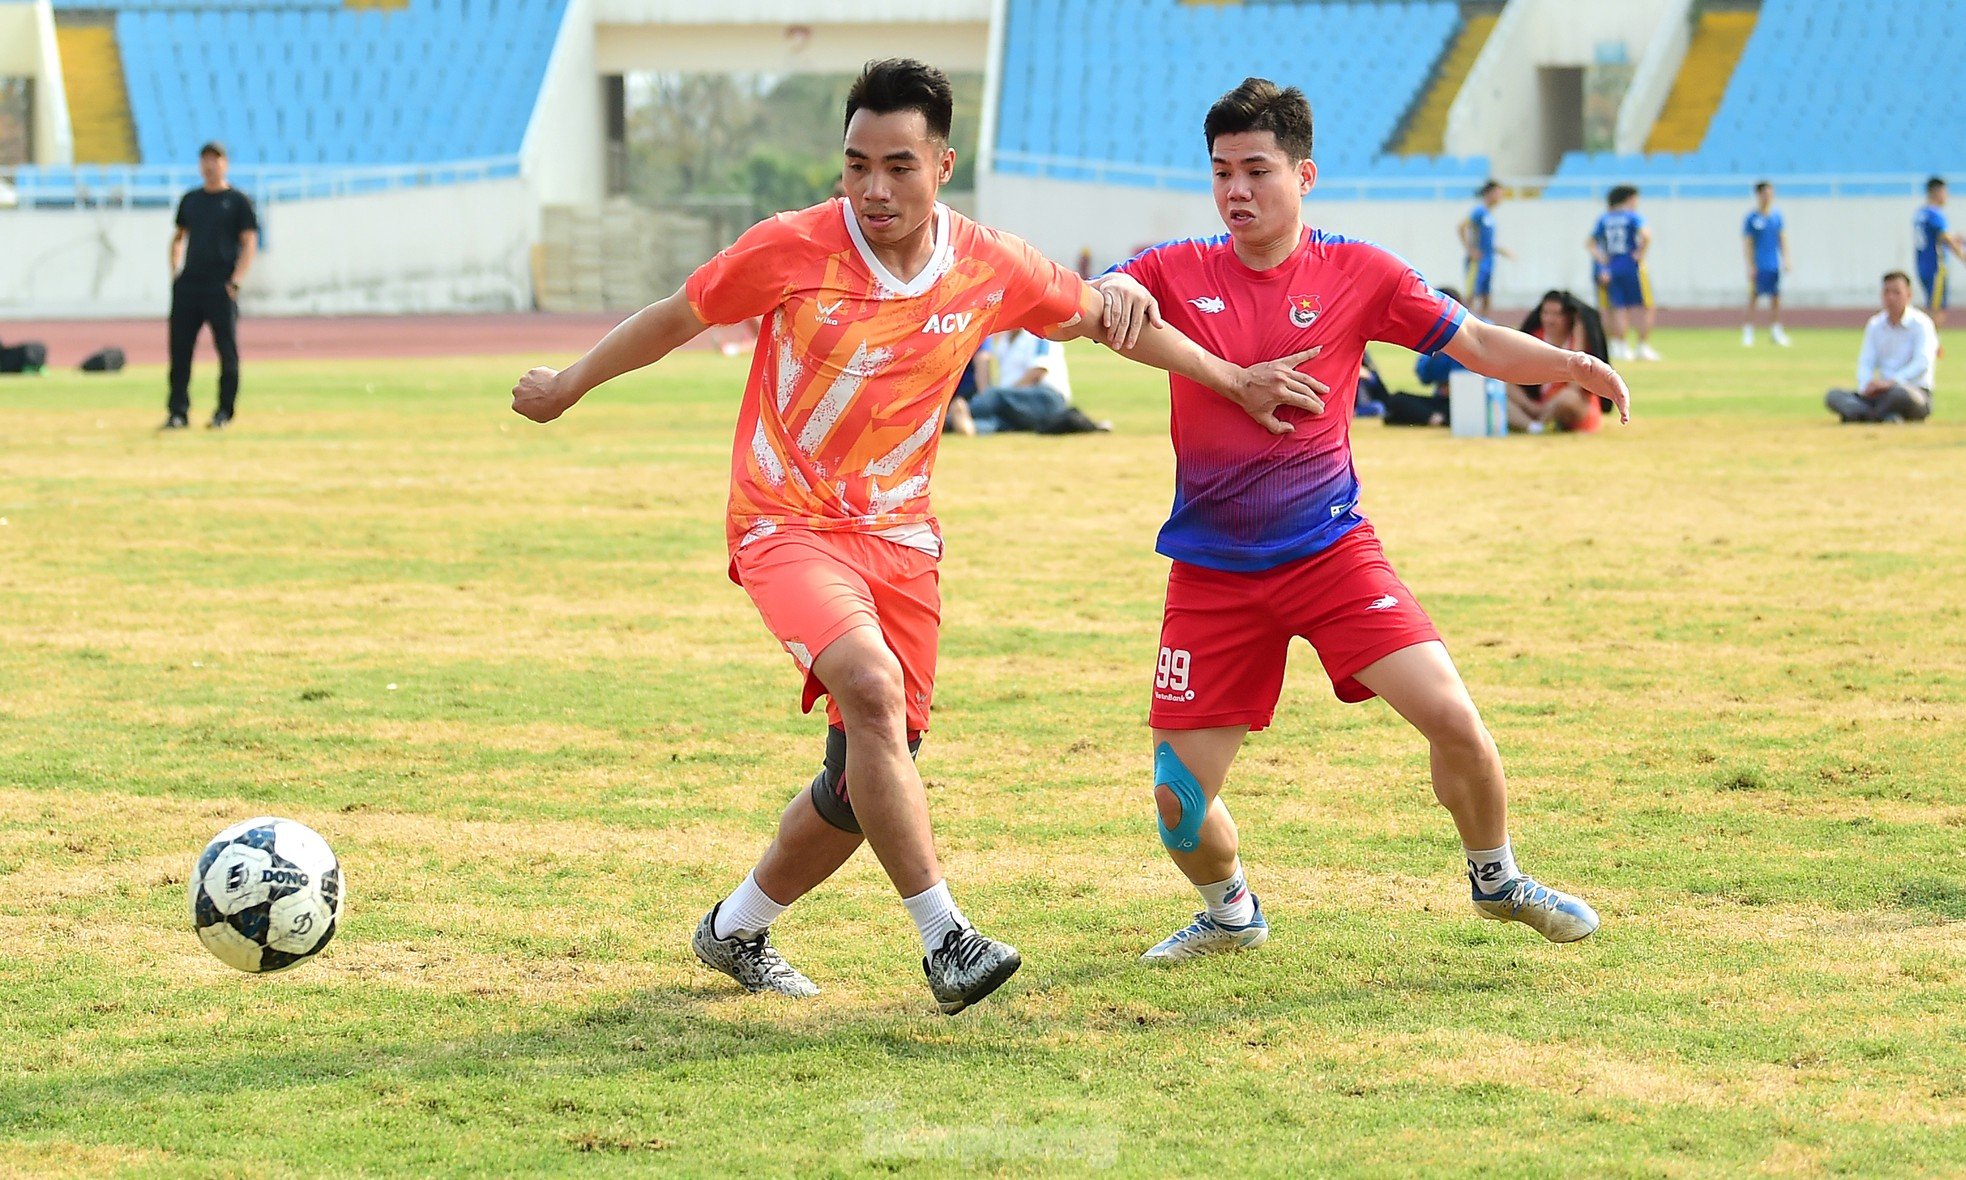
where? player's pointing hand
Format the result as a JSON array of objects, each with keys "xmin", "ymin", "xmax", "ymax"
[
  {"xmin": 1230, "ymin": 346, "xmax": 1327, "ymax": 434},
  {"xmin": 1567, "ymin": 351, "xmax": 1632, "ymax": 425},
  {"xmin": 512, "ymin": 366, "xmax": 575, "ymax": 423}
]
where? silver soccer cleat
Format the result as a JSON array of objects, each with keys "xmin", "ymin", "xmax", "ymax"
[
  {"xmin": 1471, "ymin": 876, "xmax": 1600, "ymax": 943},
  {"xmin": 923, "ymin": 926, "xmax": 1021, "ymax": 1015},
  {"xmin": 1140, "ymin": 898, "xmax": 1270, "ymax": 964},
  {"xmin": 691, "ymin": 904, "xmax": 820, "ymax": 997}
]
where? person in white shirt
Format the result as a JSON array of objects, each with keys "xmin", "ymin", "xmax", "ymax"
[
  {"xmin": 945, "ymin": 328, "xmax": 1109, "ymax": 434},
  {"xmin": 1827, "ymin": 271, "xmax": 1936, "ymax": 423}
]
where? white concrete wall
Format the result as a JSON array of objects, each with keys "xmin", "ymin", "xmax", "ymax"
[
  {"xmin": 1616, "ymin": 0, "xmax": 1693, "ymax": 154},
  {"xmin": 0, "ymin": 178, "xmax": 536, "ymax": 317},
  {"xmin": 981, "ymin": 170, "xmax": 1924, "ymax": 309},
  {"xmin": 525, "ymin": 0, "xmax": 607, "ymax": 208},
  {"xmin": 1448, "ymin": 0, "xmax": 1675, "ymax": 174},
  {"xmin": 0, "ymin": 1, "xmax": 74, "ymax": 165}
]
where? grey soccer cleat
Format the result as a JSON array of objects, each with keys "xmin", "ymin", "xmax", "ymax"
[
  {"xmin": 1471, "ymin": 876, "xmax": 1601, "ymax": 943},
  {"xmin": 691, "ymin": 904, "xmax": 820, "ymax": 997},
  {"xmin": 923, "ymin": 926, "xmax": 1022, "ymax": 1015}
]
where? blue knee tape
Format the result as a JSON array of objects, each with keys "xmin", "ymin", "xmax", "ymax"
[{"xmin": 1154, "ymin": 742, "xmax": 1207, "ymax": 853}]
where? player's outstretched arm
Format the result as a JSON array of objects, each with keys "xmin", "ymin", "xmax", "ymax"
[
  {"xmin": 1057, "ymin": 275, "xmax": 1328, "ymax": 434},
  {"xmin": 1444, "ymin": 316, "xmax": 1631, "ymax": 425},
  {"xmin": 511, "ymin": 287, "xmax": 708, "ymax": 423}
]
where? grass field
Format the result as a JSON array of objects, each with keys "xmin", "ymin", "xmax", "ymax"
[{"xmin": 2, "ymin": 328, "xmax": 1963, "ymax": 1177}]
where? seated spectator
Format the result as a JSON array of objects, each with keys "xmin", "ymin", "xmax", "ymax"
[
  {"xmin": 1510, "ymin": 290, "xmax": 1609, "ymax": 433},
  {"xmin": 1382, "ymin": 284, "xmax": 1465, "ymax": 426},
  {"xmin": 1355, "ymin": 350, "xmax": 1388, "ymax": 418},
  {"xmin": 1827, "ymin": 271, "xmax": 1935, "ymax": 423},
  {"xmin": 946, "ymin": 328, "xmax": 1108, "ymax": 435}
]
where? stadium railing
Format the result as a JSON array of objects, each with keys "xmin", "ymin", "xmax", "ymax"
[
  {"xmin": 0, "ymin": 155, "xmax": 522, "ymax": 210},
  {"xmin": 989, "ymin": 153, "xmax": 1942, "ymax": 204}
]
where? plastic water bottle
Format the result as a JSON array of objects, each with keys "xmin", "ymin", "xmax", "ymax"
[{"xmin": 1484, "ymin": 378, "xmax": 1507, "ymax": 437}]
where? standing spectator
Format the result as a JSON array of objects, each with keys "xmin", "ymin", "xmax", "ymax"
[
  {"xmin": 1742, "ymin": 181, "xmax": 1790, "ymax": 347},
  {"xmin": 165, "ymin": 142, "xmax": 258, "ymax": 430},
  {"xmin": 1459, "ymin": 180, "xmax": 1509, "ymax": 318},
  {"xmin": 1913, "ymin": 176, "xmax": 1965, "ymax": 328},
  {"xmin": 1588, "ymin": 185, "xmax": 1658, "ymax": 362},
  {"xmin": 1827, "ymin": 272, "xmax": 1935, "ymax": 423}
]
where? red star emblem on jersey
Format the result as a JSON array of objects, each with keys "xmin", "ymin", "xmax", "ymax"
[{"xmin": 1288, "ymin": 292, "xmax": 1323, "ymax": 329}]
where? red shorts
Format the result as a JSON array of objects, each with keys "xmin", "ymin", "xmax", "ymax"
[
  {"xmin": 1149, "ymin": 521, "xmax": 1439, "ymax": 732},
  {"xmin": 730, "ymin": 529, "xmax": 940, "ymax": 733}
]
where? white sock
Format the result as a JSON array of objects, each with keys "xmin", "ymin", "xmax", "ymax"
[
  {"xmin": 902, "ymin": 880, "xmax": 969, "ymax": 951},
  {"xmin": 713, "ymin": 869, "xmax": 789, "ymax": 939},
  {"xmin": 1465, "ymin": 841, "xmax": 1520, "ymax": 896},
  {"xmin": 1197, "ymin": 860, "xmax": 1256, "ymax": 927}
]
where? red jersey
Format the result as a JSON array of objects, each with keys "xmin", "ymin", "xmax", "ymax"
[{"xmin": 1115, "ymin": 227, "xmax": 1465, "ymax": 571}]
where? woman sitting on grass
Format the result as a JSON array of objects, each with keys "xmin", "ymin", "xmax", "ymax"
[{"xmin": 1509, "ymin": 290, "xmax": 1610, "ymax": 433}]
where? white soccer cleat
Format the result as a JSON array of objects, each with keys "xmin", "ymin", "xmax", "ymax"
[
  {"xmin": 1771, "ymin": 324, "xmax": 1792, "ymax": 347},
  {"xmin": 1609, "ymin": 340, "xmax": 1632, "ymax": 363},
  {"xmin": 1742, "ymin": 325, "xmax": 1755, "ymax": 346},
  {"xmin": 1636, "ymin": 343, "xmax": 1663, "ymax": 362},
  {"xmin": 1471, "ymin": 876, "xmax": 1600, "ymax": 943},
  {"xmin": 1141, "ymin": 898, "xmax": 1269, "ymax": 963}
]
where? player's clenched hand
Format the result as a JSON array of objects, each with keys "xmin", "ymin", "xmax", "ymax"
[
  {"xmin": 512, "ymin": 366, "xmax": 576, "ymax": 423},
  {"xmin": 1092, "ymin": 272, "xmax": 1163, "ymax": 351},
  {"xmin": 1230, "ymin": 346, "xmax": 1328, "ymax": 434},
  {"xmin": 1567, "ymin": 350, "xmax": 1632, "ymax": 425}
]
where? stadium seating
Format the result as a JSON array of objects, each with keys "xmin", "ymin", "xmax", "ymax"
[
  {"xmin": 1558, "ymin": 0, "xmax": 1966, "ymax": 188},
  {"xmin": 115, "ymin": 0, "xmax": 567, "ymax": 166},
  {"xmin": 994, "ymin": 0, "xmax": 1489, "ymax": 189}
]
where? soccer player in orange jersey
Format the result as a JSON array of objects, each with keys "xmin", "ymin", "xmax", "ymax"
[{"xmin": 512, "ymin": 60, "xmax": 1323, "ymax": 1014}]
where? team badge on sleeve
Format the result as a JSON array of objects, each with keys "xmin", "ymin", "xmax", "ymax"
[{"xmin": 1288, "ymin": 293, "xmax": 1323, "ymax": 328}]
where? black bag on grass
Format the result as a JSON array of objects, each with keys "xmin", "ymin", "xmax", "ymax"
[
  {"xmin": 80, "ymin": 348, "xmax": 126, "ymax": 372},
  {"xmin": 0, "ymin": 341, "xmax": 48, "ymax": 374}
]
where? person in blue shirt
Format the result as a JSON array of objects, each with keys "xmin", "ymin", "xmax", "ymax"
[
  {"xmin": 1913, "ymin": 176, "xmax": 1966, "ymax": 328},
  {"xmin": 1588, "ymin": 185, "xmax": 1658, "ymax": 362},
  {"xmin": 1458, "ymin": 180, "xmax": 1509, "ymax": 318},
  {"xmin": 1742, "ymin": 180, "xmax": 1789, "ymax": 347}
]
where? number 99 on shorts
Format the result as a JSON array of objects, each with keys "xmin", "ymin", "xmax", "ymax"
[{"xmin": 1155, "ymin": 647, "xmax": 1193, "ymax": 698}]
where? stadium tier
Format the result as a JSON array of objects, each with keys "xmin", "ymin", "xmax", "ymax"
[
  {"xmin": 993, "ymin": 0, "xmax": 1491, "ymax": 189},
  {"xmin": 14, "ymin": 0, "xmax": 563, "ymax": 205},
  {"xmin": 1556, "ymin": 0, "xmax": 1966, "ymax": 191}
]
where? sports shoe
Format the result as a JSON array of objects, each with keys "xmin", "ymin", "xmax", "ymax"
[
  {"xmin": 1770, "ymin": 324, "xmax": 1792, "ymax": 347},
  {"xmin": 1471, "ymin": 876, "xmax": 1600, "ymax": 943},
  {"xmin": 1741, "ymin": 325, "xmax": 1755, "ymax": 347},
  {"xmin": 923, "ymin": 926, "xmax": 1021, "ymax": 1015},
  {"xmin": 1636, "ymin": 343, "xmax": 1663, "ymax": 362},
  {"xmin": 208, "ymin": 412, "xmax": 232, "ymax": 430},
  {"xmin": 690, "ymin": 904, "xmax": 819, "ymax": 997},
  {"xmin": 159, "ymin": 414, "xmax": 189, "ymax": 430},
  {"xmin": 1608, "ymin": 340, "xmax": 1631, "ymax": 363},
  {"xmin": 1141, "ymin": 897, "xmax": 1269, "ymax": 963}
]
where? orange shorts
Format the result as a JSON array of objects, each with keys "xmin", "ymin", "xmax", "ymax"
[{"xmin": 729, "ymin": 529, "xmax": 941, "ymax": 733}]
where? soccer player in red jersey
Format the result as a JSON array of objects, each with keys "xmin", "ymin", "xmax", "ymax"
[
  {"xmin": 511, "ymin": 61, "xmax": 1321, "ymax": 1012},
  {"xmin": 1091, "ymin": 79, "xmax": 1630, "ymax": 961}
]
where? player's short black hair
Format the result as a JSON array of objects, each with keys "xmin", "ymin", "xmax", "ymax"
[
  {"xmin": 844, "ymin": 59, "xmax": 953, "ymax": 142},
  {"xmin": 1478, "ymin": 179, "xmax": 1502, "ymax": 196},
  {"xmin": 1753, "ymin": 180, "xmax": 1772, "ymax": 195},
  {"xmin": 1436, "ymin": 285, "xmax": 1464, "ymax": 306},
  {"xmin": 1205, "ymin": 77, "xmax": 1313, "ymax": 162},
  {"xmin": 1883, "ymin": 270, "xmax": 1913, "ymax": 288},
  {"xmin": 199, "ymin": 141, "xmax": 226, "ymax": 159},
  {"xmin": 1606, "ymin": 184, "xmax": 1638, "ymax": 207},
  {"xmin": 1928, "ymin": 176, "xmax": 1948, "ymax": 194}
]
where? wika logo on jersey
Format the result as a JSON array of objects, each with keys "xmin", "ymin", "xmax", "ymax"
[
  {"xmin": 1287, "ymin": 293, "xmax": 1323, "ymax": 329},
  {"xmin": 922, "ymin": 311, "xmax": 974, "ymax": 335}
]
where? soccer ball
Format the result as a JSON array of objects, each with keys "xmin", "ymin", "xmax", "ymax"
[{"xmin": 189, "ymin": 816, "xmax": 343, "ymax": 973}]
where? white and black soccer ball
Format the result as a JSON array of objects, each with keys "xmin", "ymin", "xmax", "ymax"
[{"xmin": 189, "ymin": 817, "xmax": 343, "ymax": 973}]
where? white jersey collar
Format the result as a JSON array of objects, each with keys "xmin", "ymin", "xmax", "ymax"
[{"xmin": 842, "ymin": 199, "xmax": 952, "ymax": 298}]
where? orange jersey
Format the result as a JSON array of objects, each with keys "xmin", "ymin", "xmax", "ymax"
[{"xmin": 685, "ymin": 199, "xmax": 1086, "ymax": 555}]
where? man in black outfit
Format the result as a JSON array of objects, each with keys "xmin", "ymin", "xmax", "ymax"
[{"xmin": 164, "ymin": 141, "xmax": 259, "ymax": 430}]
